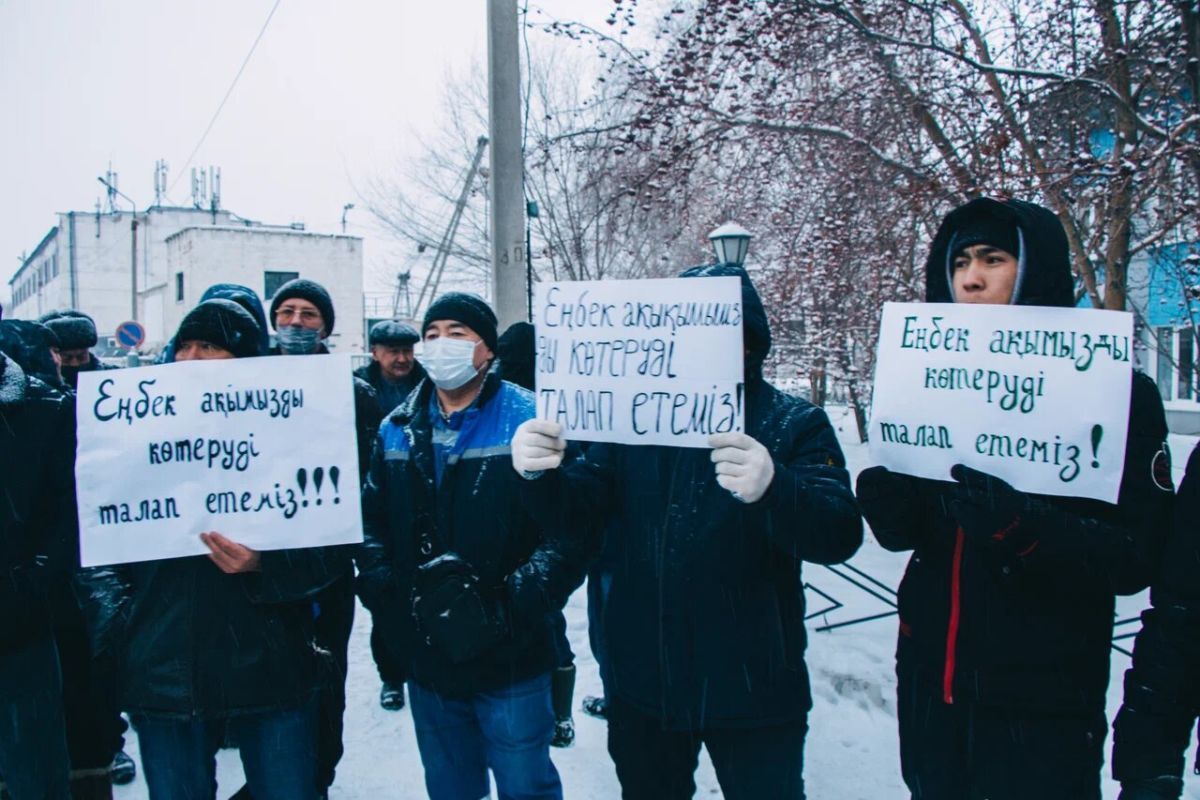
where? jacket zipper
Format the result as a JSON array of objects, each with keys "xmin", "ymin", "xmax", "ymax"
[{"xmin": 943, "ymin": 527, "xmax": 965, "ymax": 704}]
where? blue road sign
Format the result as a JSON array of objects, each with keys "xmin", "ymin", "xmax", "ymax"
[{"xmin": 116, "ymin": 320, "xmax": 146, "ymax": 349}]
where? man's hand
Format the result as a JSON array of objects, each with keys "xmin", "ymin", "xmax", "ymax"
[
  {"xmin": 949, "ymin": 465, "xmax": 1040, "ymax": 557},
  {"xmin": 512, "ymin": 419, "xmax": 567, "ymax": 477},
  {"xmin": 856, "ymin": 466, "xmax": 918, "ymax": 534},
  {"xmin": 709, "ymin": 432, "xmax": 775, "ymax": 504},
  {"xmin": 200, "ymin": 532, "xmax": 262, "ymax": 574}
]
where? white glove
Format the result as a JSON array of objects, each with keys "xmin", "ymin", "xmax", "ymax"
[
  {"xmin": 709, "ymin": 432, "xmax": 775, "ymax": 504},
  {"xmin": 512, "ymin": 419, "xmax": 567, "ymax": 477}
]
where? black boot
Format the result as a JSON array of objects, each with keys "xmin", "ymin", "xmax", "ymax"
[
  {"xmin": 581, "ymin": 695, "xmax": 608, "ymax": 720},
  {"xmin": 110, "ymin": 750, "xmax": 136, "ymax": 786},
  {"xmin": 380, "ymin": 681, "xmax": 406, "ymax": 711}
]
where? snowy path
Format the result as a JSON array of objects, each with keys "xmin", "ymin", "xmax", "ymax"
[{"xmin": 113, "ymin": 413, "xmax": 1200, "ymax": 798}]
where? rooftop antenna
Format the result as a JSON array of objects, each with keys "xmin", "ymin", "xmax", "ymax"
[
  {"xmin": 104, "ymin": 164, "xmax": 119, "ymax": 212},
  {"xmin": 153, "ymin": 160, "xmax": 169, "ymax": 207},
  {"xmin": 210, "ymin": 167, "xmax": 221, "ymax": 211}
]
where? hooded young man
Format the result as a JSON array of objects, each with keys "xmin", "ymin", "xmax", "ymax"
[
  {"xmin": 76, "ymin": 299, "xmax": 336, "ymax": 800},
  {"xmin": 263, "ymin": 277, "xmax": 380, "ymax": 797},
  {"xmin": 1112, "ymin": 439, "xmax": 1198, "ymax": 800},
  {"xmin": 37, "ymin": 310, "xmax": 117, "ymax": 389},
  {"xmin": 0, "ymin": 329, "xmax": 76, "ymax": 800},
  {"xmin": 357, "ymin": 292, "xmax": 590, "ymax": 800},
  {"xmin": 511, "ymin": 264, "xmax": 863, "ymax": 799},
  {"xmin": 855, "ymin": 198, "xmax": 1175, "ymax": 800}
]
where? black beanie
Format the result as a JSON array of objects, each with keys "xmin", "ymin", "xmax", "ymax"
[
  {"xmin": 422, "ymin": 292, "xmax": 498, "ymax": 352},
  {"xmin": 175, "ymin": 299, "xmax": 263, "ymax": 359},
  {"xmin": 38, "ymin": 309, "xmax": 98, "ymax": 350},
  {"xmin": 948, "ymin": 214, "xmax": 1020, "ymax": 262},
  {"xmin": 370, "ymin": 320, "xmax": 420, "ymax": 347},
  {"xmin": 269, "ymin": 279, "xmax": 335, "ymax": 335}
]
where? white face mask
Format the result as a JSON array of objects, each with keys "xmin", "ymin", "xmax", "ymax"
[{"xmin": 419, "ymin": 337, "xmax": 482, "ymax": 390}]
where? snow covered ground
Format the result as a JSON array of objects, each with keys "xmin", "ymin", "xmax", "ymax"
[{"xmin": 112, "ymin": 410, "xmax": 1200, "ymax": 799}]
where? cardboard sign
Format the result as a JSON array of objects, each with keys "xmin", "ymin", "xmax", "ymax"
[
  {"xmin": 76, "ymin": 355, "xmax": 363, "ymax": 566},
  {"xmin": 869, "ymin": 302, "xmax": 1134, "ymax": 502},
  {"xmin": 532, "ymin": 276, "xmax": 744, "ymax": 447}
]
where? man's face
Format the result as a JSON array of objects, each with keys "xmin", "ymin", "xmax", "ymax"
[
  {"xmin": 274, "ymin": 298, "xmax": 326, "ymax": 336},
  {"xmin": 57, "ymin": 348, "xmax": 91, "ymax": 368},
  {"xmin": 423, "ymin": 320, "xmax": 493, "ymax": 370},
  {"xmin": 372, "ymin": 343, "xmax": 416, "ymax": 382},
  {"xmin": 951, "ymin": 244, "xmax": 1019, "ymax": 305},
  {"xmin": 176, "ymin": 340, "xmax": 235, "ymax": 361}
]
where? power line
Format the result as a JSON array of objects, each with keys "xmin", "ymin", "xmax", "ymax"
[{"xmin": 168, "ymin": 0, "xmax": 284, "ymax": 193}]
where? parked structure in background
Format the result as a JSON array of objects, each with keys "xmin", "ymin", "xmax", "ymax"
[{"xmin": 7, "ymin": 165, "xmax": 364, "ymax": 354}]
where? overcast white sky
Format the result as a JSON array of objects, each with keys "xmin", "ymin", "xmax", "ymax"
[{"xmin": 0, "ymin": 0, "xmax": 606, "ymax": 302}]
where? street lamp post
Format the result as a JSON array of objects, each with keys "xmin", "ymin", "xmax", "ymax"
[
  {"xmin": 708, "ymin": 221, "xmax": 752, "ymax": 267},
  {"xmin": 97, "ymin": 176, "xmax": 140, "ymax": 321},
  {"xmin": 341, "ymin": 202, "xmax": 355, "ymax": 234}
]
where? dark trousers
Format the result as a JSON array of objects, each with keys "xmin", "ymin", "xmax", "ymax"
[
  {"xmin": 606, "ymin": 695, "xmax": 807, "ymax": 800},
  {"xmin": 132, "ymin": 700, "xmax": 316, "ymax": 800},
  {"xmin": 586, "ymin": 569, "xmax": 611, "ymax": 690},
  {"xmin": 368, "ymin": 615, "xmax": 406, "ymax": 685},
  {"xmin": 897, "ymin": 670, "xmax": 1106, "ymax": 800},
  {"xmin": 52, "ymin": 584, "xmax": 125, "ymax": 771},
  {"xmin": 313, "ymin": 575, "xmax": 355, "ymax": 792},
  {"xmin": 0, "ymin": 636, "xmax": 71, "ymax": 800}
]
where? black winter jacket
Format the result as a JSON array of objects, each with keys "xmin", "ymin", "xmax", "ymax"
[
  {"xmin": 524, "ymin": 264, "xmax": 863, "ymax": 730},
  {"xmin": 353, "ymin": 360, "xmax": 426, "ymax": 416},
  {"xmin": 76, "ymin": 548, "xmax": 338, "ymax": 718},
  {"xmin": 356, "ymin": 373, "xmax": 591, "ymax": 698},
  {"xmin": 864, "ymin": 198, "xmax": 1176, "ymax": 715},
  {"xmin": 0, "ymin": 355, "xmax": 75, "ymax": 654},
  {"xmin": 1113, "ymin": 441, "xmax": 1199, "ymax": 786}
]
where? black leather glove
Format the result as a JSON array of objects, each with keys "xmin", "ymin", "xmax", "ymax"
[
  {"xmin": 856, "ymin": 466, "xmax": 920, "ymax": 536},
  {"xmin": 1118, "ymin": 777, "xmax": 1184, "ymax": 800},
  {"xmin": 413, "ymin": 553, "xmax": 510, "ymax": 664},
  {"xmin": 949, "ymin": 464, "xmax": 1041, "ymax": 557}
]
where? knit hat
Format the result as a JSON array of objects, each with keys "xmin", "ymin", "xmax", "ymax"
[
  {"xmin": 37, "ymin": 309, "xmax": 98, "ymax": 350},
  {"xmin": 947, "ymin": 214, "xmax": 1020, "ymax": 262},
  {"xmin": 175, "ymin": 299, "xmax": 263, "ymax": 359},
  {"xmin": 370, "ymin": 320, "xmax": 420, "ymax": 347},
  {"xmin": 496, "ymin": 321, "xmax": 535, "ymax": 391},
  {"xmin": 422, "ymin": 292, "xmax": 498, "ymax": 352},
  {"xmin": 269, "ymin": 279, "xmax": 335, "ymax": 335}
]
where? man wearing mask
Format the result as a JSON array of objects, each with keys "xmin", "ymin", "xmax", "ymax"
[
  {"xmin": 855, "ymin": 198, "xmax": 1174, "ymax": 799},
  {"xmin": 77, "ymin": 298, "xmax": 335, "ymax": 800},
  {"xmin": 0, "ymin": 327, "xmax": 75, "ymax": 800},
  {"xmin": 266, "ymin": 278, "xmax": 380, "ymax": 799},
  {"xmin": 38, "ymin": 310, "xmax": 116, "ymax": 389},
  {"xmin": 357, "ymin": 292, "xmax": 588, "ymax": 800},
  {"xmin": 511, "ymin": 264, "xmax": 863, "ymax": 799},
  {"xmin": 352, "ymin": 319, "xmax": 425, "ymax": 710}
]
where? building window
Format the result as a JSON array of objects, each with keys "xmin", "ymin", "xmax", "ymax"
[
  {"xmin": 1179, "ymin": 329, "xmax": 1195, "ymax": 401},
  {"xmin": 264, "ymin": 270, "xmax": 299, "ymax": 300},
  {"xmin": 175, "ymin": 272, "xmax": 185, "ymax": 303}
]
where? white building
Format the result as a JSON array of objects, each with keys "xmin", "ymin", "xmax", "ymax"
[{"xmin": 8, "ymin": 204, "xmax": 364, "ymax": 353}]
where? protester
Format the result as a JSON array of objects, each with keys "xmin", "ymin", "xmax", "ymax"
[
  {"xmin": 511, "ymin": 264, "xmax": 863, "ymax": 799},
  {"xmin": 38, "ymin": 310, "xmax": 116, "ymax": 389},
  {"xmin": 495, "ymin": 320, "xmax": 578, "ymax": 748},
  {"xmin": 266, "ymin": 278, "xmax": 380, "ymax": 797},
  {"xmin": 1113, "ymin": 439, "xmax": 1198, "ymax": 799},
  {"xmin": 358, "ymin": 292, "xmax": 589, "ymax": 800},
  {"xmin": 160, "ymin": 283, "xmax": 271, "ymax": 363},
  {"xmin": 0, "ymin": 324, "xmax": 76, "ymax": 800},
  {"xmin": 76, "ymin": 298, "xmax": 334, "ymax": 800},
  {"xmin": 855, "ymin": 197, "xmax": 1175, "ymax": 800},
  {"xmin": 356, "ymin": 320, "xmax": 425, "ymax": 415}
]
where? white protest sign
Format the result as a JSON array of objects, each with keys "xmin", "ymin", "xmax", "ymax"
[
  {"xmin": 75, "ymin": 354, "xmax": 363, "ymax": 567},
  {"xmin": 869, "ymin": 301, "xmax": 1134, "ymax": 502},
  {"xmin": 532, "ymin": 276, "xmax": 744, "ymax": 447}
]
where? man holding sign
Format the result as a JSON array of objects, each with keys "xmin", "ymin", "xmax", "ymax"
[
  {"xmin": 857, "ymin": 198, "xmax": 1175, "ymax": 799},
  {"xmin": 77, "ymin": 299, "xmax": 337, "ymax": 800},
  {"xmin": 512, "ymin": 264, "xmax": 863, "ymax": 799}
]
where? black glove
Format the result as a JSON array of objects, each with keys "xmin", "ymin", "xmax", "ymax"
[
  {"xmin": 1118, "ymin": 777, "xmax": 1183, "ymax": 800},
  {"xmin": 949, "ymin": 464, "xmax": 1041, "ymax": 557},
  {"xmin": 856, "ymin": 466, "xmax": 920, "ymax": 536},
  {"xmin": 413, "ymin": 553, "xmax": 510, "ymax": 664}
]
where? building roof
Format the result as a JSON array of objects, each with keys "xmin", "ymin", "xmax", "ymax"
[{"xmin": 9, "ymin": 226, "xmax": 59, "ymax": 287}]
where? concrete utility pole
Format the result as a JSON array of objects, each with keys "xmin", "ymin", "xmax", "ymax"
[{"xmin": 487, "ymin": 0, "xmax": 526, "ymax": 329}]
